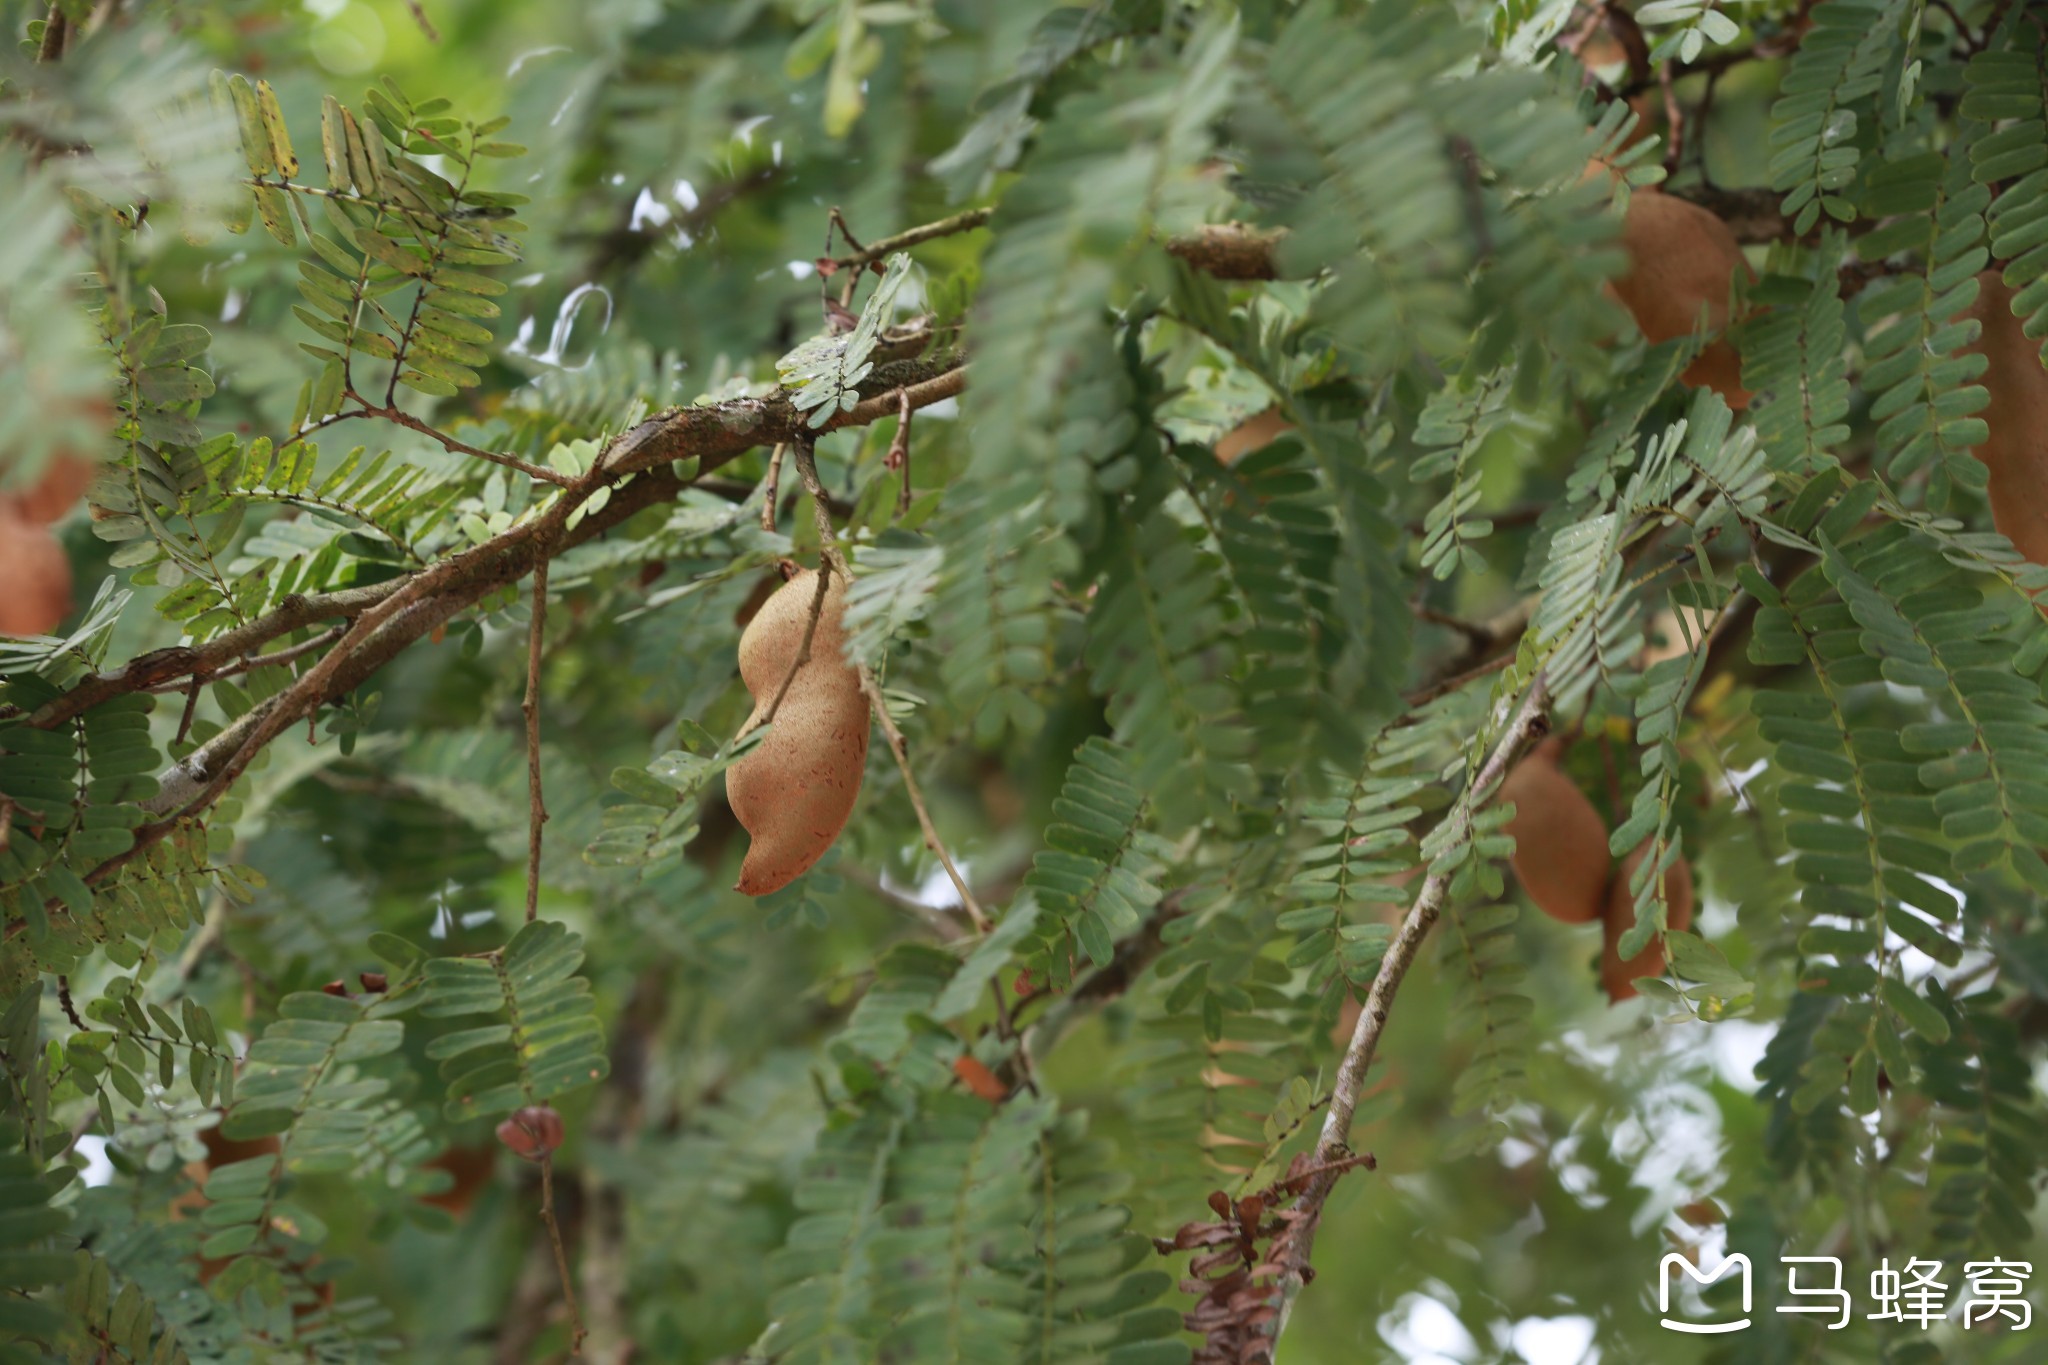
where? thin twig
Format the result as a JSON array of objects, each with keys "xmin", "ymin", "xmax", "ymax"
[
  {"xmin": 760, "ymin": 442, "xmax": 786, "ymax": 534},
  {"xmin": 401, "ymin": 0, "xmax": 440, "ymax": 40},
  {"xmin": 838, "ymin": 867, "xmax": 969, "ymax": 941},
  {"xmin": 353, "ymin": 398, "xmax": 575, "ymax": 486},
  {"xmin": 790, "ymin": 442, "xmax": 991, "ymax": 936},
  {"xmin": 823, "ymin": 208, "xmax": 988, "ymax": 274},
  {"xmin": 1403, "ymin": 652, "xmax": 1514, "ymax": 708},
  {"xmin": 523, "ymin": 562, "xmax": 549, "ymax": 923},
  {"xmin": 1267, "ymin": 674, "xmax": 1555, "ymax": 1349},
  {"xmin": 144, "ymin": 625, "xmax": 350, "ymax": 695},
  {"xmin": 885, "ymin": 387, "xmax": 914, "ymax": 515},
  {"xmin": 537, "ymin": 1152, "xmax": 585, "ymax": 1355},
  {"xmin": 1660, "ymin": 58, "xmax": 1684, "ymax": 177},
  {"xmin": 820, "ymin": 207, "xmax": 1290, "ymax": 281},
  {"xmin": 826, "ymin": 206, "xmax": 868, "ymax": 256},
  {"xmin": 57, "ymin": 976, "xmax": 86, "ymax": 1031},
  {"xmin": 174, "ymin": 678, "xmax": 202, "ymax": 747}
]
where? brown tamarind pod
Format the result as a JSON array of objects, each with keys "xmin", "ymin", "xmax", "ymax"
[
  {"xmin": 952, "ymin": 1055, "xmax": 1008, "ymax": 1104},
  {"xmin": 1215, "ymin": 405, "xmax": 1293, "ymax": 464},
  {"xmin": 1610, "ymin": 187, "xmax": 1753, "ymax": 409},
  {"xmin": 2, "ymin": 453, "xmax": 96, "ymax": 525},
  {"xmin": 1959, "ymin": 270, "xmax": 2048, "ymax": 565},
  {"xmin": 1497, "ymin": 737, "xmax": 1610, "ymax": 925},
  {"xmin": 726, "ymin": 568, "xmax": 870, "ymax": 895},
  {"xmin": 1600, "ymin": 841, "xmax": 1695, "ymax": 1003},
  {"xmin": 0, "ymin": 504, "xmax": 72, "ymax": 637},
  {"xmin": 417, "ymin": 1143, "xmax": 498, "ymax": 1217}
]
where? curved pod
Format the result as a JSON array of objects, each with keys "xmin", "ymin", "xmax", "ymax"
[
  {"xmin": 2, "ymin": 453, "xmax": 96, "ymax": 525},
  {"xmin": 1216, "ymin": 406, "xmax": 1294, "ymax": 465},
  {"xmin": 1497, "ymin": 737, "xmax": 1610, "ymax": 925},
  {"xmin": 1612, "ymin": 188, "xmax": 1753, "ymax": 408},
  {"xmin": 1601, "ymin": 841, "xmax": 1695, "ymax": 1002},
  {"xmin": 0, "ymin": 505, "xmax": 72, "ymax": 637},
  {"xmin": 727, "ymin": 568, "xmax": 871, "ymax": 895},
  {"xmin": 1959, "ymin": 270, "xmax": 2048, "ymax": 565}
]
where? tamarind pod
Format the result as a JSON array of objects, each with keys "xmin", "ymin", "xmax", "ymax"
[
  {"xmin": 1600, "ymin": 841, "xmax": 1695, "ymax": 1003},
  {"xmin": 1959, "ymin": 270, "xmax": 2048, "ymax": 565},
  {"xmin": 417, "ymin": 1143, "xmax": 498, "ymax": 1217},
  {"xmin": 1216, "ymin": 405, "xmax": 1293, "ymax": 464},
  {"xmin": 1610, "ymin": 188, "xmax": 1753, "ymax": 409},
  {"xmin": 1497, "ymin": 737, "xmax": 1610, "ymax": 925},
  {"xmin": 727, "ymin": 568, "xmax": 871, "ymax": 895},
  {"xmin": 1, "ymin": 453, "xmax": 96, "ymax": 525},
  {"xmin": 0, "ymin": 505, "xmax": 72, "ymax": 637}
]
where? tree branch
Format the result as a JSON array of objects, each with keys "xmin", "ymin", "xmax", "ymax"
[
  {"xmin": 1267, "ymin": 673, "xmax": 1555, "ymax": 1348},
  {"xmin": 12, "ymin": 356, "xmax": 971, "ymax": 940},
  {"xmin": 820, "ymin": 206, "xmax": 1294, "ymax": 281},
  {"xmin": 822, "ymin": 207, "xmax": 993, "ymax": 274},
  {"xmin": 35, "ymin": 6, "xmax": 67, "ymax": 62},
  {"xmin": 523, "ymin": 560, "xmax": 550, "ymax": 924}
]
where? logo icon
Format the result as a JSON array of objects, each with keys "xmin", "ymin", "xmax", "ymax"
[{"xmin": 1660, "ymin": 1253, "xmax": 1752, "ymax": 1334}]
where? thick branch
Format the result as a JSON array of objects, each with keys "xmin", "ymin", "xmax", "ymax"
[
  {"xmin": 11, "ymin": 358, "xmax": 968, "ymax": 939},
  {"xmin": 1268, "ymin": 674, "xmax": 1555, "ymax": 1346},
  {"xmin": 820, "ymin": 208, "xmax": 1294, "ymax": 282},
  {"xmin": 31, "ymin": 358, "xmax": 966, "ymax": 734}
]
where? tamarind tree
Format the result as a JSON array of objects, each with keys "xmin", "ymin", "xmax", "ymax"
[{"xmin": 3, "ymin": 0, "xmax": 2047, "ymax": 1361}]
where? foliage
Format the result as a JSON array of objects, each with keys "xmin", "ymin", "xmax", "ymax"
[{"xmin": 0, "ymin": 1, "xmax": 2044, "ymax": 1363}]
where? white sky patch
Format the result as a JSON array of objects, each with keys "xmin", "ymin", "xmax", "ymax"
[
  {"xmin": 881, "ymin": 864, "xmax": 963, "ymax": 911},
  {"xmin": 1509, "ymin": 1314, "xmax": 1596, "ymax": 1365},
  {"xmin": 1706, "ymin": 1018, "xmax": 1776, "ymax": 1091},
  {"xmin": 76, "ymin": 1135, "xmax": 114, "ymax": 1188},
  {"xmin": 630, "ymin": 188, "xmax": 673, "ymax": 231},
  {"xmin": 1379, "ymin": 1290, "xmax": 1478, "ymax": 1363},
  {"xmin": 1615, "ymin": 1079, "xmax": 1726, "ymax": 1236}
]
